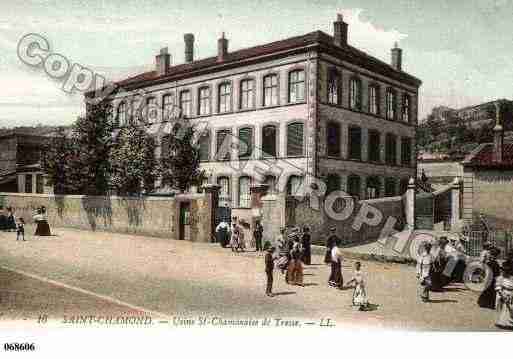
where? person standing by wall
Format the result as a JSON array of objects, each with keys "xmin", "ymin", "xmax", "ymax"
[
  {"xmin": 325, "ymin": 227, "xmax": 339, "ymax": 265},
  {"xmin": 301, "ymin": 226, "xmax": 311, "ymax": 265},
  {"xmin": 417, "ymin": 242, "xmax": 434, "ymax": 302},
  {"xmin": 6, "ymin": 207, "xmax": 16, "ymax": 232},
  {"xmin": 329, "ymin": 238, "xmax": 343, "ymax": 289},
  {"xmin": 264, "ymin": 244, "xmax": 276, "ymax": 297},
  {"xmin": 230, "ymin": 222, "xmax": 240, "ymax": 252},
  {"xmin": 286, "ymin": 233, "xmax": 304, "ymax": 286},
  {"xmin": 16, "ymin": 218, "xmax": 25, "ymax": 241},
  {"xmin": 253, "ymin": 219, "xmax": 264, "ymax": 252}
]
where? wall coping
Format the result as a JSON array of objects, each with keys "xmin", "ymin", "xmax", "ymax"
[
  {"xmin": 361, "ymin": 196, "xmax": 402, "ymax": 204},
  {"xmin": 0, "ymin": 192, "xmax": 207, "ymax": 202}
]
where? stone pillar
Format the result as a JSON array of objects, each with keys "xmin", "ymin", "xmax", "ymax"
[
  {"xmin": 406, "ymin": 177, "xmax": 415, "ymax": 230},
  {"xmin": 202, "ymin": 183, "xmax": 221, "ymax": 241},
  {"xmin": 450, "ymin": 177, "xmax": 461, "ymax": 230}
]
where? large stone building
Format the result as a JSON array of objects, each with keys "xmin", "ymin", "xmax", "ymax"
[{"xmin": 87, "ymin": 15, "xmax": 421, "ymax": 209}]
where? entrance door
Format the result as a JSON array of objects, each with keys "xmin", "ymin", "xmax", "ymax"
[
  {"xmin": 179, "ymin": 202, "xmax": 191, "ymax": 241},
  {"xmin": 415, "ymin": 192, "xmax": 434, "ymax": 230}
]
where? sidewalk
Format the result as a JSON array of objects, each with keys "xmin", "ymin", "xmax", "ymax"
[{"xmin": 0, "ymin": 226, "xmax": 499, "ymax": 330}]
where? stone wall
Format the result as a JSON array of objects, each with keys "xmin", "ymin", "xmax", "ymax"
[
  {"xmin": 418, "ymin": 160, "xmax": 463, "ymax": 189},
  {"xmin": 0, "ymin": 192, "xmax": 214, "ymax": 242}
]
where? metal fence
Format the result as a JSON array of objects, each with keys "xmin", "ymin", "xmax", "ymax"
[{"xmin": 461, "ymin": 230, "xmax": 512, "ymax": 259}]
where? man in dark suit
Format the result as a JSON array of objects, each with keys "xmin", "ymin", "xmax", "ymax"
[{"xmin": 265, "ymin": 244, "xmax": 276, "ymax": 297}]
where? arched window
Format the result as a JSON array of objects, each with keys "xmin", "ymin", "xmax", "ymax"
[
  {"xmin": 198, "ymin": 86, "xmax": 211, "ymax": 115},
  {"xmin": 218, "ymin": 82, "xmax": 232, "ymax": 113},
  {"xmin": 386, "ymin": 88, "xmax": 396, "ymax": 120},
  {"xmin": 349, "ymin": 77, "xmax": 361, "ymax": 110},
  {"xmin": 238, "ymin": 127, "xmax": 253, "ymax": 159},
  {"xmin": 117, "ymin": 101, "xmax": 127, "ymax": 126},
  {"xmin": 264, "ymin": 175, "xmax": 277, "ymax": 194},
  {"xmin": 326, "ymin": 122, "xmax": 341, "ymax": 157},
  {"xmin": 327, "ymin": 68, "xmax": 340, "ymax": 105},
  {"xmin": 402, "ymin": 94, "xmax": 411, "ymax": 122},
  {"xmin": 369, "ymin": 84, "xmax": 379, "ymax": 115},
  {"xmin": 385, "ymin": 178, "xmax": 396, "ymax": 197},
  {"xmin": 217, "ymin": 176, "xmax": 231, "ymax": 207},
  {"xmin": 326, "ymin": 174, "xmax": 341, "ymax": 196},
  {"xmin": 286, "ymin": 122, "xmax": 304, "ymax": 157},
  {"xmin": 347, "ymin": 175, "xmax": 361, "ymax": 200},
  {"xmin": 238, "ymin": 176, "xmax": 251, "ymax": 208},
  {"xmin": 262, "ymin": 125, "xmax": 277, "ymax": 157},
  {"xmin": 287, "ymin": 175, "xmax": 303, "ymax": 196},
  {"xmin": 288, "ymin": 69, "xmax": 305, "ymax": 103},
  {"xmin": 198, "ymin": 131, "xmax": 210, "ymax": 161},
  {"xmin": 366, "ymin": 176, "xmax": 381, "ymax": 199},
  {"xmin": 240, "ymin": 79, "xmax": 254, "ymax": 110},
  {"xmin": 263, "ymin": 74, "xmax": 278, "ymax": 107}
]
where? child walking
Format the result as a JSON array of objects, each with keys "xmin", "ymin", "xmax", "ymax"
[
  {"xmin": 346, "ymin": 262, "xmax": 369, "ymax": 311},
  {"xmin": 16, "ymin": 218, "xmax": 25, "ymax": 241}
]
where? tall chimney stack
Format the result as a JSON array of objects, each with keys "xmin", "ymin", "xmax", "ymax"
[
  {"xmin": 217, "ymin": 32, "xmax": 228, "ymax": 62},
  {"xmin": 333, "ymin": 13, "xmax": 348, "ymax": 46},
  {"xmin": 155, "ymin": 47, "xmax": 170, "ymax": 76},
  {"xmin": 391, "ymin": 42, "xmax": 403, "ymax": 71},
  {"xmin": 184, "ymin": 33, "xmax": 194, "ymax": 63},
  {"xmin": 493, "ymin": 101, "xmax": 504, "ymax": 163}
]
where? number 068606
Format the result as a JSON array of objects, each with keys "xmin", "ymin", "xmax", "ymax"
[{"xmin": 4, "ymin": 343, "xmax": 36, "ymax": 351}]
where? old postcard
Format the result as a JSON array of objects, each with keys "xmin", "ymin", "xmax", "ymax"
[{"xmin": 1, "ymin": 0, "xmax": 512, "ymax": 356}]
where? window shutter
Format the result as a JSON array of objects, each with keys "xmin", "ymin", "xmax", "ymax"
[
  {"xmin": 287, "ymin": 123, "xmax": 303, "ymax": 156},
  {"xmin": 262, "ymin": 126, "xmax": 277, "ymax": 157},
  {"xmin": 238, "ymin": 127, "xmax": 253, "ymax": 158}
]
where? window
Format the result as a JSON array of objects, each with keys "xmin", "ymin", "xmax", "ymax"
[
  {"xmin": 240, "ymin": 79, "xmax": 254, "ymax": 109},
  {"xmin": 326, "ymin": 122, "xmax": 341, "ymax": 157},
  {"xmin": 326, "ymin": 174, "xmax": 341, "ymax": 196},
  {"xmin": 347, "ymin": 175, "xmax": 361, "ymax": 199},
  {"xmin": 216, "ymin": 129, "xmax": 231, "ymax": 160},
  {"xmin": 198, "ymin": 87, "xmax": 211, "ymax": 115},
  {"xmin": 348, "ymin": 127, "xmax": 362, "ymax": 160},
  {"xmin": 131, "ymin": 98, "xmax": 141, "ymax": 124},
  {"xmin": 401, "ymin": 137, "xmax": 412, "ymax": 166},
  {"xmin": 366, "ymin": 176, "xmax": 381, "ymax": 199},
  {"xmin": 25, "ymin": 174, "xmax": 33, "ymax": 193},
  {"xmin": 286, "ymin": 122, "xmax": 304, "ymax": 157},
  {"xmin": 238, "ymin": 127, "xmax": 253, "ymax": 158},
  {"xmin": 262, "ymin": 125, "xmax": 277, "ymax": 157},
  {"xmin": 327, "ymin": 69, "xmax": 340, "ymax": 105},
  {"xmin": 161, "ymin": 135, "xmax": 171, "ymax": 159},
  {"xmin": 288, "ymin": 70, "xmax": 305, "ymax": 103},
  {"xmin": 263, "ymin": 74, "xmax": 278, "ymax": 106},
  {"xmin": 36, "ymin": 174, "xmax": 44, "ymax": 194},
  {"xmin": 264, "ymin": 175, "xmax": 277, "ymax": 194},
  {"xmin": 179, "ymin": 90, "xmax": 191, "ymax": 117},
  {"xmin": 402, "ymin": 95, "xmax": 411, "ymax": 122},
  {"xmin": 162, "ymin": 94, "xmax": 174, "ymax": 121},
  {"xmin": 385, "ymin": 134, "xmax": 397, "ymax": 165},
  {"xmin": 369, "ymin": 85, "xmax": 379, "ymax": 115},
  {"xmin": 218, "ymin": 83, "xmax": 232, "ymax": 113},
  {"xmin": 400, "ymin": 178, "xmax": 409, "ymax": 195},
  {"xmin": 349, "ymin": 77, "xmax": 361, "ymax": 110},
  {"xmin": 199, "ymin": 132, "xmax": 210, "ymax": 161},
  {"xmin": 287, "ymin": 175, "xmax": 303, "ymax": 196},
  {"xmin": 386, "ymin": 89, "xmax": 396, "ymax": 120},
  {"xmin": 217, "ymin": 176, "xmax": 231, "ymax": 207},
  {"xmin": 238, "ymin": 176, "xmax": 251, "ymax": 208},
  {"xmin": 385, "ymin": 178, "xmax": 396, "ymax": 197},
  {"xmin": 368, "ymin": 130, "xmax": 381, "ymax": 162},
  {"xmin": 117, "ymin": 102, "xmax": 127, "ymax": 126},
  {"xmin": 146, "ymin": 97, "xmax": 158, "ymax": 123}
]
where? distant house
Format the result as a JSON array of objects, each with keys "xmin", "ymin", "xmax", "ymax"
[
  {"xmin": 462, "ymin": 103, "xmax": 513, "ymax": 229},
  {"xmin": 0, "ymin": 130, "xmax": 54, "ymax": 194}
]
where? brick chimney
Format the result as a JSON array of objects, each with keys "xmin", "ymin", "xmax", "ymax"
[
  {"xmin": 155, "ymin": 47, "xmax": 171, "ymax": 76},
  {"xmin": 493, "ymin": 101, "xmax": 504, "ymax": 163},
  {"xmin": 184, "ymin": 33, "xmax": 194, "ymax": 63},
  {"xmin": 217, "ymin": 32, "xmax": 228, "ymax": 62},
  {"xmin": 333, "ymin": 13, "xmax": 348, "ymax": 46},
  {"xmin": 391, "ymin": 42, "xmax": 402, "ymax": 71}
]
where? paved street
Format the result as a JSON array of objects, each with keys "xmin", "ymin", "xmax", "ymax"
[{"xmin": 0, "ymin": 226, "xmax": 500, "ymax": 330}]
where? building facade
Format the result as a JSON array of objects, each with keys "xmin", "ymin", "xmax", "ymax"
[{"xmin": 87, "ymin": 15, "xmax": 421, "ymax": 209}]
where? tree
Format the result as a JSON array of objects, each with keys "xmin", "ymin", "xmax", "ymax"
[
  {"xmin": 71, "ymin": 100, "xmax": 115, "ymax": 195},
  {"xmin": 160, "ymin": 119, "xmax": 205, "ymax": 193},
  {"xmin": 110, "ymin": 124, "xmax": 160, "ymax": 196}
]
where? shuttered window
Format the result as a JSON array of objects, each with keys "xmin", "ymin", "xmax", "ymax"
[
  {"xmin": 368, "ymin": 130, "xmax": 381, "ymax": 162},
  {"xmin": 402, "ymin": 95, "xmax": 411, "ymax": 122},
  {"xmin": 238, "ymin": 176, "xmax": 251, "ymax": 208},
  {"xmin": 287, "ymin": 175, "xmax": 303, "ymax": 196},
  {"xmin": 347, "ymin": 175, "xmax": 361, "ymax": 199},
  {"xmin": 286, "ymin": 122, "xmax": 304, "ymax": 157},
  {"xmin": 199, "ymin": 132, "xmax": 210, "ymax": 161},
  {"xmin": 264, "ymin": 175, "xmax": 277, "ymax": 194},
  {"xmin": 385, "ymin": 178, "xmax": 396, "ymax": 197},
  {"xmin": 366, "ymin": 176, "xmax": 380, "ymax": 199},
  {"xmin": 216, "ymin": 129, "xmax": 231, "ymax": 160},
  {"xmin": 199, "ymin": 87, "xmax": 211, "ymax": 115},
  {"xmin": 180, "ymin": 90, "xmax": 191, "ymax": 117},
  {"xmin": 385, "ymin": 134, "xmax": 397, "ymax": 165},
  {"xmin": 328, "ymin": 69, "xmax": 340, "ymax": 105},
  {"xmin": 146, "ymin": 97, "xmax": 158, "ymax": 123},
  {"xmin": 262, "ymin": 125, "xmax": 277, "ymax": 157},
  {"xmin": 326, "ymin": 174, "xmax": 341, "ymax": 196},
  {"xmin": 238, "ymin": 127, "xmax": 253, "ymax": 158},
  {"xmin": 348, "ymin": 127, "xmax": 362, "ymax": 160},
  {"xmin": 217, "ymin": 177, "xmax": 231, "ymax": 207},
  {"xmin": 240, "ymin": 79, "xmax": 254, "ymax": 109},
  {"xmin": 369, "ymin": 85, "xmax": 379, "ymax": 115},
  {"xmin": 117, "ymin": 102, "xmax": 127, "ymax": 126},
  {"xmin": 327, "ymin": 122, "xmax": 341, "ymax": 157},
  {"xmin": 218, "ymin": 83, "xmax": 232, "ymax": 113},
  {"xmin": 263, "ymin": 74, "xmax": 278, "ymax": 106},
  {"xmin": 289, "ymin": 70, "xmax": 305, "ymax": 103},
  {"xmin": 386, "ymin": 89, "xmax": 396, "ymax": 120},
  {"xmin": 350, "ymin": 77, "xmax": 361, "ymax": 110},
  {"xmin": 401, "ymin": 138, "xmax": 412, "ymax": 166},
  {"xmin": 162, "ymin": 94, "xmax": 174, "ymax": 121}
]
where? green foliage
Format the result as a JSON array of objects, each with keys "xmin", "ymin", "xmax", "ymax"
[
  {"xmin": 110, "ymin": 124, "xmax": 160, "ymax": 196},
  {"xmin": 160, "ymin": 120, "xmax": 205, "ymax": 193}
]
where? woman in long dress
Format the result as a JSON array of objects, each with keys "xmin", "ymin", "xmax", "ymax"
[
  {"xmin": 478, "ymin": 247, "xmax": 501, "ymax": 309},
  {"xmin": 346, "ymin": 262, "xmax": 369, "ymax": 311},
  {"xmin": 417, "ymin": 242, "xmax": 434, "ymax": 302},
  {"xmin": 230, "ymin": 223, "xmax": 240, "ymax": 252},
  {"xmin": 34, "ymin": 206, "xmax": 51, "ymax": 236},
  {"xmin": 495, "ymin": 262, "xmax": 513, "ymax": 330},
  {"xmin": 301, "ymin": 226, "xmax": 311, "ymax": 265}
]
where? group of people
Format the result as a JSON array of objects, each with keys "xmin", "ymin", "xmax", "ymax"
[
  {"xmin": 0, "ymin": 206, "xmax": 51, "ymax": 241},
  {"xmin": 417, "ymin": 237, "xmax": 513, "ymax": 330},
  {"xmin": 215, "ymin": 216, "xmax": 263, "ymax": 252}
]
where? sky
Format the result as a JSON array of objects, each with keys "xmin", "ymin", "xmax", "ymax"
[{"xmin": 1, "ymin": 0, "xmax": 512, "ymax": 127}]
